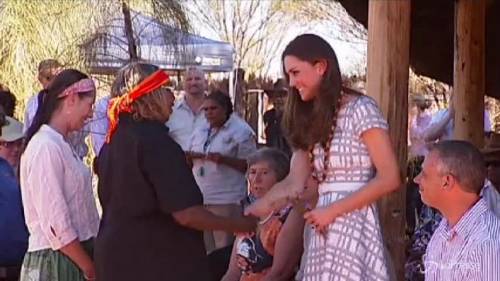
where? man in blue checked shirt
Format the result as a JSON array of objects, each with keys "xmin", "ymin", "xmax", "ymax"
[{"xmin": 414, "ymin": 140, "xmax": 500, "ymax": 281}]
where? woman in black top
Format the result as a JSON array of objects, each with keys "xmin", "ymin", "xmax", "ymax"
[{"xmin": 95, "ymin": 62, "xmax": 256, "ymax": 281}]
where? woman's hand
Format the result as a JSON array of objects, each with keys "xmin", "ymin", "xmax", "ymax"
[
  {"xmin": 82, "ymin": 262, "xmax": 96, "ymax": 281},
  {"xmin": 244, "ymin": 197, "xmax": 273, "ymax": 218},
  {"xmin": 236, "ymin": 255, "xmax": 251, "ymax": 272},
  {"xmin": 304, "ymin": 204, "xmax": 341, "ymax": 234},
  {"xmin": 58, "ymin": 240, "xmax": 95, "ymax": 281}
]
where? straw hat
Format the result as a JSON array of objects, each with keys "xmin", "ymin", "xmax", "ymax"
[{"xmin": 0, "ymin": 116, "xmax": 24, "ymax": 142}]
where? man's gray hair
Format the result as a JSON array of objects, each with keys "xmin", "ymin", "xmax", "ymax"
[
  {"xmin": 430, "ymin": 140, "xmax": 486, "ymax": 194},
  {"xmin": 247, "ymin": 148, "xmax": 290, "ymax": 182},
  {"xmin": 185, "ymin": 66, "xmax": 205, "ymax": 77}
]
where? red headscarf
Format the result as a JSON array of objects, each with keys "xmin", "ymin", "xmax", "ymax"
[{"xmin": 106, "ymin": 70, "xmax": 169, "ymax": 143}]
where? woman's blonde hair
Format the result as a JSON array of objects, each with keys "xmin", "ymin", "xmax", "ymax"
[
  {"xmin": 131, "ymin": 88, "xmax": 172, "ymax": 122},
  {"xmin": 113, "ymin": 62, "xmax": 172, "ymax": 122}
]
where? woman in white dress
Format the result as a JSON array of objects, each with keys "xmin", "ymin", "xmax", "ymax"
[{"xmin": 246, "ymin": 34, "xmax": 401, "ymax": 281}]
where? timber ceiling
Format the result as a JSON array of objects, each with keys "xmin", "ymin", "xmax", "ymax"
[{"xmin": 339, "ymin": 0, "xmax": 500, "ymax": 99}]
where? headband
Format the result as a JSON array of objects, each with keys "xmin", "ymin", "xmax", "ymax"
[
  {"xmin": 105, "ymin": 70, "xmax": 169, "ymax": 143},
  {"xmin": 58, "ymin": 78, "xmax": 96, "ymax": 98}
]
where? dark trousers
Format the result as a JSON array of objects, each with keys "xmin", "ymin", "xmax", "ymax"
[{"xmin": 406, "ymin": 156, "xmax": 424, "ymax": 235}]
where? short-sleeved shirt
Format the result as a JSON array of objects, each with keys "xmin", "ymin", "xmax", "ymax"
[
  {"xmin": 95, "ymin": 114, "xmax": 209, "ymax": 281},
  {"xmin": 0, "ymin": 158, "xmax": 28, "ymax": 265},
  {"xmin": 166, "ymin": 97, "xmax": 207, "ymax": 151},
  {"xmin": 311, "ymin": 95, "xmax": 388, "ymax": 186},
  {"xmin": 189, "ymin": 114, "xmax": 256, "ymax": 205}
]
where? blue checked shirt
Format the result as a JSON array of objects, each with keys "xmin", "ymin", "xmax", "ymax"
[{"xmin": 424, "ymin": 198, "xmax": 500, "ymax": 281}]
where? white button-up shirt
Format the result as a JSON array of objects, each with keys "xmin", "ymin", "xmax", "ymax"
[
  {"xmin": 424, "ymin": 198, "xmax": 500, "ymax": 281},
  {"xmin": 23, "ymin": 94, "xmax": 90, "ymax": 159},
  {"xmin": 20, "ymin": 125, "xmax": 99, "ymax": 251},
  {"xmin": 89, "ymin": 96, "xmax": 111, "ymax": 156},
  {"xmin": 190, "ymin": 114, "xmax": 256, "ymax": 205},
  {"xmin": 166, "ymin": 97, "xmax": 207, "ymax": 151}
]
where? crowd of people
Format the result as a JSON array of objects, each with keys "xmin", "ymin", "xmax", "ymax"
[{"xmin": 0, "ymin": 33, "xmax": 499, "ymax": 281}]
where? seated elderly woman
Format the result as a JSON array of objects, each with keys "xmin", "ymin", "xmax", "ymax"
[{"xmin": 222, "ymin": 148, "xmax": 316, "ymax": 281}]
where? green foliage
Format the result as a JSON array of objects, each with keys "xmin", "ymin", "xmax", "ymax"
[{"xmin": 0, "ymin": 0, "xmax": 190, "ymax": 119}]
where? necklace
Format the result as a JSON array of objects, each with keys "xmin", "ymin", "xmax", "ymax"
[
  {"xmin": 258, "ymin": 212, "xmax": 274, "ymax": 225},
  {"xmin": 309, "ymin": 94, "xmax": 343, "ymax": 183}
]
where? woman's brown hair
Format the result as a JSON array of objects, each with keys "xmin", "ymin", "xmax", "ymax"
[{"xmin": 281, "ymin": 34, "xmax": 343, "ymax": 150}]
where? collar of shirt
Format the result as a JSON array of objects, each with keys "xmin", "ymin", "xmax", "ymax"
[
  {"xmin": 440, "ymin": 198, "xmax": 489, "ymax": 241},
  {"xmin": 39, "ymin": 125, "xmax": 82, "ymax": 160},
  {"xmin": 176, "ymin": 96, "xmax": 204, "ymax": 115},
  {"xmin": 39, "ymin": 124, "xmax": 65, "ymax": 141},
  {"xmin": 481, "ymin": 180, "xmax": 493, "ymax": 197}
]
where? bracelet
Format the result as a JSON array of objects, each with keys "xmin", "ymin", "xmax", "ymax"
[{"xmin": 258, "ymin": 212, "xmax": 274, "ymax": 225}]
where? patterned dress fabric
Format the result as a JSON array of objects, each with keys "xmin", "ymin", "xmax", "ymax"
[
  {"xmin": 405, "ymin": 206, "xmax": 442, "ymax": 281},
  {"xmin": 300, "ymin": 95, "xmax": 391, "ymax": 281}
]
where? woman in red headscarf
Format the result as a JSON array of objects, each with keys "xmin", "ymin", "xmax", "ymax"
[{"xmin": 94, "ymin": 62, "xmax": 256, "ymax": 281}]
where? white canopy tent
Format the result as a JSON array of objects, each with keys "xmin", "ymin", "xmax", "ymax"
[{"xmin": 82, "ymin": 11, "xmax": 234, "ymax": 74}]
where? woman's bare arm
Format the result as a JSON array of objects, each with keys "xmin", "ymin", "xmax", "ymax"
[
  {"xmin": 305, "ymin": 128, "xmax": 401, "ymax": 231},
  {"xmin": 262, "ymin": 209, "xmax": 305, "ymax": 281},
  {"xmin": 221, "ymin": 242, "xmax": 242, "ymax": 281}
]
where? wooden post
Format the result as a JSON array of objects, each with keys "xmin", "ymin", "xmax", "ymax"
[
  {"xmin": 121, "ymin": 0, "xmax": 138, "ymax": 60},
  {"xmin": 233, "ymin": 68, "xmax": 246, "ymax": 118},
  {"xmin": 453, "ymin": 0, "xmax": 486, "ymax": 147},
  {"xmin": 366, "ymin": 1, "xmax": 411, "ymax": 280}
]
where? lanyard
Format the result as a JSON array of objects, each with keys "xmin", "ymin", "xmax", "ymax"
[{"xmin": 203, "ymin": 127, "xmax": 221, "ymax": 154}]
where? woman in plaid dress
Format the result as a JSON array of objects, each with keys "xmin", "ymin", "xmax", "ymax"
[{"xmin": 246, "ymin": 34, "xmax": 401, "ymax": 281}]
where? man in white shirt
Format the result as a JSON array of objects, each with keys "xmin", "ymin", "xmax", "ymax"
[
  {"xmin": 414, "ymin": 140, "xmax": 500, "ymax": 281},
  {"xmin": 166, "ymin": 67, "xmax": 208, "ymax": 151}
]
